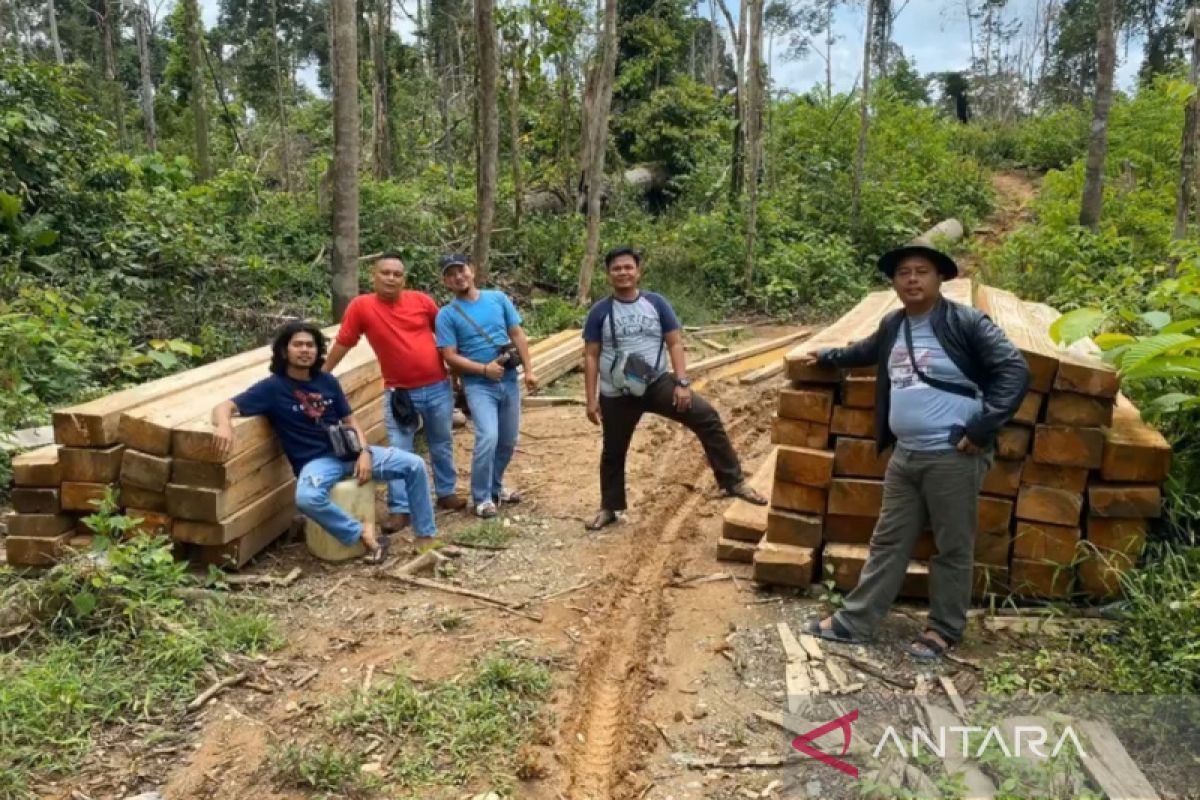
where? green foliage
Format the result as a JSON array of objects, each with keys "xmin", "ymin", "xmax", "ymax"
[
  {"xmin": 615, "ymin": 77, "xmax": 727, "ymax": 174},
  {"xmin": 951, "ymin": 106, "xmax": 1089, "ymax": 170},
  {"xmin": 452, "ymin": 519, "xmax": 516, "ymax": 549},
  {"xmin": 273, "ymin": 742, "xmax": 371, "ymax": 797},
  {"xmin": 0, "ymin": 532, "xmax": 282, "ymax": 792}
]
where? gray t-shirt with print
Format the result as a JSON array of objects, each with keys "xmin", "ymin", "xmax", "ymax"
[{"xmin": 583, "ymin": 292, "xmax": 681, "ymax": 397}]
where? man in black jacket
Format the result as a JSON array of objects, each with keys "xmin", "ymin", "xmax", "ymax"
[{"xmin": 798, "ymin": 245, "xmax": 1030, "ymax": 660}]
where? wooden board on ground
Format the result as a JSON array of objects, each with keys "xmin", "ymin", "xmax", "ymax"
[
  {"xmin": 166, "ymin": 454, "xmax": 293, "ymax": 522},
  {"xmin": 4, "ymin": 512, "xmax": 75, "ymax": 537},
  {"xmin": 172, "ymin": 480, "xmax": 296, "ymax": 545},
  {"xmin": 1046, "ymin": 392, "xmax": 1114, "ymax": 428},
  {"xmin": 60, "ymin": 444, "xmax": 124, "ymax": 483},
  {"xmin": 975, "ymin": 286, "xmax": 1060, "ymax": 392},
  {"xmin": 1015, "ymin": 485, "xmax": 1083, "ymax": 527},
  {"xmin": 5, "ymin": 532, "xmax": 74, "ymax": 566},
  {"xmin": 774, "ymin": 446, "xmax": 834, "ymax": 488},
  {"xmin": 1088, "ymin": 484, "xmax": 1162, "ymax": 519},
  {"xmin": 785, "ymin": 291, "xmax": 901, "ymax": 382},
  {"xmin": 121, "ymin": 449, "xmax": 173, "ymax": 492},
  {"xmin": 920, "ymin": 702, "xmax": 998, "ymax": 800},
  {"xmin": 721, "ymin": 448, "xmax": 777, "ymax": 542},
  {"xmin": 1101, "ymin": 393, "xmax": 1172, "ymax": 483},
  {"xmin": 824, "ymin": 543, "xmax": 927, "ymax": 597},
  {"xmin": 190, "ymin": 505, "xmax": 296, "ymax": 569},
  {"xmin": 1074, "ymin": 719, "xmax": 1161, "ymax": 800},
  {"xmin": 61, "ymin": 482, "xmax": 112, "ymax": 513},
  {"xmin": 765, "ymin": 509, "xmax": 823, "ymax": 548},
  {"xmin": 716, "ymin": 537, "xmax": 757, "ymax": 563},
  {"xmin": 1032, "ymin": 425, "xmax": 1104, "ymax": 469},
  {"xmin": 11, "ymin": 487, "xmax": 61, "ymax": 515},
  {"xmin": 751, "ymin": 542, "xmax": 815, "ymax": 587},
  {"xmin": 692, "ymin": 330, "xmax": 813, "ymax": 376},
  {"xmin": 11, "ymin": 445, "xmax": 61, "ymax": 487}
]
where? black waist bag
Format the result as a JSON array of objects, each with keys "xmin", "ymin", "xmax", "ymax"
[
  {"xmin": 327, "ymin": 423, "xmax": 364, "ymax": 461},
  {"xmin": 389, "ymin": 388, "xmax": 419, "ymax": 428}
]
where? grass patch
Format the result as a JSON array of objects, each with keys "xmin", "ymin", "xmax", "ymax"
[
  {"xmin": 273, "ymin": 742, "xmax": 374, "ymax": 797},
  {"xmin": 452, "ymin": 519, "xmax": 516, "ymax": 550},
  {"xmin": 0, "ymin": 508, "xmax": 282, "ymax": 798},
  {"xmin": 315, "ymin": 652, "xmax": 552, "ymax": 792}
]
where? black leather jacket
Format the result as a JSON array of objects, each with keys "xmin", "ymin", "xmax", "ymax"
[{"xmin": 817, "ymin": 296, "xmax": 1031, "ymax": 453}]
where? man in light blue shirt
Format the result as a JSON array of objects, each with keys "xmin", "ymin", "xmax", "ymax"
[{"xmin": 435, "ymin": 254, "xmax": 537, "ymax": 518}]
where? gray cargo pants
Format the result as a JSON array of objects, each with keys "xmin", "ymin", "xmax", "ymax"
[{"xmin": 833, "ymin": 446, "xmax": 990, "ymax": 644}]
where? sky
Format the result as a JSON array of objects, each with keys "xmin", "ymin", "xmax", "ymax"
[{"xmin": 197, "ymin": 0, "xmax": 1147, "ymax": 96}]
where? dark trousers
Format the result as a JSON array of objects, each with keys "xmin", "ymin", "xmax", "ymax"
[{"xmin": 598, "ymin": 376, "xmax": 744, "ymax": 511}]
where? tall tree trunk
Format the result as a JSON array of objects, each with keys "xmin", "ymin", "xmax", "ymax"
[
  {"xmin": 6, "ymin": 0, "xmax": 24, "ymax": 62},
  {"xmin": 1175, "ymin": 13, "xmax": 1200, "ymax": 241},
  {"xmin": 716, "ymin": 0, "xmax": 745, "ymax": 199},
  {"xmin": 134, "ymin": 1, "xmax": 156, "ymax": 150},
  {"xmin": 825, "ymin": 0, "xmax": 834, "ymax": 98},
  {"xmin": 46, "ymin": 0, "xmax": 63, "ymax": 64},
  {"xmin": 330, "ymin": 0, "xmax": 360, "ymax": 319},
  {"xmin": 99, "ymin": 0, "xmax": 127, "ymax": 147},
  {"xmin": 182, "ymin": 0, "xmax": 211, "ymax": 180},
  {"xmin": 473, "ymin": 0, "xmax": 498, "ymax": 283},
  {"xmin": 708, "ymin": 0, "xmax": 719, "ymax": 89},
  {"xmin": 1079, "ymin": 0, "xmax": 1116, "ymax": 231},
  {"xmin": 743, "ymin": 0, "xmax": 764, "ymax": 287},
  {"xmin": 509, "ymin": 38, "xmax": 524, "ymax": 230},
  {"xmin": 850, "ymin": 0, "xmax": 875, "ymax": 233},
  {"xmin": 575, "ymin": 0, "xmax": 619, "ymax": 305},
  {"xmin": 370, "ymin": 0, "xmax": 392, "ymax": 180},
  {"xmin": 268, "ymin": 0, "xmax": 293, "ymax": 190}
]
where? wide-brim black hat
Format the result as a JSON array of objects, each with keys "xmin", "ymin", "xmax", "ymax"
[{"xmin": 877, "ymin": 244, "xmax": 959, "ymax": 280}]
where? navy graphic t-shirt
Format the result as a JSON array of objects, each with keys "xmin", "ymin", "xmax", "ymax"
[{"xmin": 231, "ymin": 372, "xmax": 353, "ymax": 474}]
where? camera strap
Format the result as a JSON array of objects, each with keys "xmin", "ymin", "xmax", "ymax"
[{"xmin": 452, "ymin": 298, "xmax": 511, "ymax": 361}]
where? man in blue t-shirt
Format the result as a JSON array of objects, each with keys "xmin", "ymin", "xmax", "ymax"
[
  {"xmin": 435, "ymin": 254, "xmax": 537, "ymax": 518},
  {"xmin": 211, "ymin": 322, "xmax": 438, "ymax": 562},
  {"xmin": 581, "ymin": 247, "xmax": 767, "ymax": 531}
]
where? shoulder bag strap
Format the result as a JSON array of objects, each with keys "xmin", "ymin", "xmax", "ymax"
[
  {"xmin": 451, "ymin": 299, "xmax": 503, "ymax": 353},
  {"xmin": 903, "ymin": 316, "xmax": 979, "ymax": 400}
]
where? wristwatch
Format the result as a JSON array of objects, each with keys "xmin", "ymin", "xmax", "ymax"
[{"xmin": 675, "ymin": 377, "xmax": 691, "ymax": 388}]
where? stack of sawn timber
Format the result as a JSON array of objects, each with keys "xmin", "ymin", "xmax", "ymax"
[
  {"xmin": 716, "ymin": 281, "xmax": 1169, "ymax": 603},
  {"xmin": 520, "ymin": 328, "xmax": 585, "ymax": 393}
]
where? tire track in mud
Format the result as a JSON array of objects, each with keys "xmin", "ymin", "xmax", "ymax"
[{"xmin": 560, "ymin": 409, "xmax": 764, "ymax": 799}]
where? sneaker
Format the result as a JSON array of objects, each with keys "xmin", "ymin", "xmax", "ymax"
[
  {"xmin": 494, "ymin": 487, "xmax": 522, "ymax": 505},
  {"xmin": 437, "ymin": 494, "xmax": 468, "ymax": 511},
  {"xmin": 474, "ymin": 501, "xmax": 498, "ymax": 519}
]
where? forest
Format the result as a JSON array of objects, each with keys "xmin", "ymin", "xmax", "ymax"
[{"xmin": 2, "ymin": 0, "xmax": 1200, "ymax": 797}]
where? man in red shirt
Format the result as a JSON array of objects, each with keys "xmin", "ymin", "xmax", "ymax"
[{"xmin": 325, "ymin": 253, "xmax": 466, "ymax": 534}]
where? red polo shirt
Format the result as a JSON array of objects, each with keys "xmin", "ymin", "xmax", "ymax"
[{"xmin": 337, "ymin": 291, "xmax": 447, "ymax": 388}]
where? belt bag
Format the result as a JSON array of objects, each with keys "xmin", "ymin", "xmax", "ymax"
[
  {"xmin": 389, "ymin": 388, "xmax": 419, "ymax": 428},
  {"xmin": 327, "ymin": 423, "xmax": 364, "ymax": 461},
  {"xmin": 607, "ymin": 305, "xmax": 664, "ymax": 398}
]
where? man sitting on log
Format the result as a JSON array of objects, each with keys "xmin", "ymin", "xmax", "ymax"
[
  {"xmin": 581, "ymin": 246, "xmax": 767, "ymax": 532},
  {"xmin": 212, "ymin": 322, "xmax": 438, "ymax": 562},
  {"xmin": 324, "ymin": 252, "xmax": 466, "ymax": 537},
  {"xmin": 795, "ymin": 245, "xmax": 1029, "ymax": 660},
  {"xmin": 435, "ymin": 253, "xmax": 538, "ymax": 519}
]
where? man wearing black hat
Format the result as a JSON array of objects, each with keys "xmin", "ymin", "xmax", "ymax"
[{"xmin": 798, "ymin": 244, "xmax": 1030, "ymax": 660}]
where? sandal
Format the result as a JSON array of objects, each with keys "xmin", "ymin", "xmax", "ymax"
[
  {"xmin": 907, "ymin": 632, "xmax": 953, "ymax": 661},
  {"xmin": 584, "ymin": 509, "xmax": 620, "ymax": 531},
  {"xmin": 802, "ymin": 615, "xmax": 864, "ymax": 645},
  {"xmin": 364, "ymin": 534, "xmax": 391, "ymax": 564},
  {"xmin": 724, "ymin": 481, "xmax": 768, "ymax": 505}
]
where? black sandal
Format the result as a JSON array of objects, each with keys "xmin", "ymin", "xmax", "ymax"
[
  {"xmin": 584, "ymin": 509, "xmax": 619, "ymax": 531},
  {"xmin": 907, "ymin": 632, "xmax": 953, "ymax": 661},
  {"xmin": 364, "ymin": 534, "xmax": 390, "ymax": 564},
  {"xmin": 802, "ymin": 615, "xmax": 864, "ymax": 644},
  {"xmin": 724, "ymin": 482, "xmax": 768, "ymax": 506}
]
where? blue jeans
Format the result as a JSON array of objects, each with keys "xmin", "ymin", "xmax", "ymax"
[
  {"xmin": 463, "ymin": 378, "xmax": 521, "ymax": 506},
  {"xmin": 383, "ymin": 381, "xmax": 457, "ymax": 514},
  {"xmin": 295, "ymin": 446, "xmax": 437, "ymax": 542}
]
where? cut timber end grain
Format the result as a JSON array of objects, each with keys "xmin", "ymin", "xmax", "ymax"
[
  {"xmin": 166, "ymin": 454, "xmax": 293, "ymax": 522},
  {"xmin": 1016, "ymin": 485, "xmax": 1083, "ymax": 527},
  {"xmin": 771, "ymin": 481, "xmax": 827, "ymax": 515},
  {"xmin": 1086, "ymin": 517, "xmax": 1148, "ymax": 556},
  {"xmin": 121, "ymin": 449, "xmax": 173, "ymax": 492},
  {"xmin": 1021, "ymin": 458, "xmax": 1089, "ymax": 493},
  {"xmin": 716, "ymin": 537, "xmax": 757, "ymax": 563},
  {"xmin": 1078, "ymin": 555, "xmax": 1134, "ymax": 598},
  {"xmin": 1046, "ymin": 392, "xmax": 1114, "ymax": 428},
  {"xmin": 765, "ymin": 509, "xmax": 823, "ymax": 548},
  {"xmin": 60, "ymin": 444, "xmax": 124, "ymax": 483},
  {"xmin": 771, "ymin": 416, "xmax": 830, "ymax": 450},
  {"xmin": 996, "ymin": 426, "xmax": 1032, "ymax": 460},
  {"xmin": 128, "ymin": 509, "xmax": 174, "ymax": 537},
  {"xmin": 824, "ymin": 514, "xmax": 877, "ymax": 543},
  {"xmin": 833, "ymin": 438, "xmax": 890, "ymax": 478},
  {"xmin": 722, "ymin": 448, "xmax": 776, "ymax": 542},
  {"xmin": 1010, "ymin": 558, "xmax": 1075, "ymax": 598},
  {"xmin": 830, "ymin": 406, "xmax": 875, "ymax": 438},
  {"xmin": 752, "ymin": 542, "xmax": 815, "ymax": 587},
  {"xmin": 1013, "ymin": 391, "xmax": 1044, "ymax": 426},
  {"xmin": 974, "ymin": 529, "xmax": 1010, "ymax": 567},
  {"xmin": 1088, "ymin": 484, "xmax": 1162, "ymax": 519},
  {"xmin": 1054, "ymin": 353, "xmax": 1119, "ymax": 399},
  {"xmin": 4, "ymin": 512, "xmax": 75, "ymax": 537},
  {"xmin": 173, "ymin": 481, "xmax": 297, "ymax": 545},
  {"xmin": 1013, "ymin": 521, "xmax": 1081, "ymax": 563},
  {"xmin": 171, "ymin": 435, "xmax": 284, "ymax": 489},
  {"xmin": 823, "ymin": 543, "xmax": 867, "ymax": 589},
  {"xmin": 827, "ymin": 479, "xmax": 884, "ymax": 517},
  {"xmin": 12, "ymin": 445, "xmax": 62, "ymax": 487},
  {"xmin": 5, "ymin": 532, "xmax": 74, "ymax": 566},
  {"xmin": 978, "ymin": 496, "xmax": 1014, "ymax": 534},
  {"xmin": 61, "ymin": 482, "xmax": 114, "ymax": 513},
  {"xmin": 975, "ymin": 286, "xmax": 1060, "ymax": 392},
  {"xmin": 190, "ymin": 505, "xmax": 296, "ymax": 570},
  {"xmin": 120, "ymin": 482, "xmax": 167, "ymax": 512},
  {"xmin": 981, "ymin": 458, "xmax": 1022, "ymax": 497},
  {"xmin": 1032, "ymin": 425, "xmax": 1105, "ymax": 469},
  {"xmin": 775, "ymin": 446, "xmax": 835, "ymax": 488},
  {"xmin": 11, "ymin": 487, "xmax": 61, "ymax": 515},
  {"xmin": 1101, "ymin": 394, "xmax": 1172, "ymax": 483},
  {"xmin": 841, "ymin": 377, "xmax": 876, "ymax": 408},
  {"xmin": 777, "ymin": 387, "xmax": 834, "ymax": 423}
]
